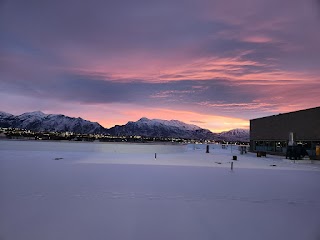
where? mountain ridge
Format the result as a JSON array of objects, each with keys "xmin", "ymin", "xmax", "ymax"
[
  {"xmin": 0, "ymin": 111, "xmax": 249, "ymax": 141},
  {"xmin": 0, "ymin": 111, "xmax": 106, "ymax": 134},
  {"xmin": 108, "ymin": 117, "xmax": 216, "ymax": 140}
]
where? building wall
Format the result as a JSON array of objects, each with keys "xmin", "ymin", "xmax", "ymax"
[
  {"xmin": 250, "ymin": 107, "xmax": 320, "ymax": 141},
  {"xmin": 250, "ymin": 107, "xmax": 320, "ymax": 156}
]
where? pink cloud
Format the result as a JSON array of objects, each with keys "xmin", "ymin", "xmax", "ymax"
[{"xmin": 241, "ymin": 36, "xmax": 273, "ymax": 43}]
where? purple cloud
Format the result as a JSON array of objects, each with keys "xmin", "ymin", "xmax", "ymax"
[{"xmin": 0, "ymin": 0, "xmax": 319, "ymax": 129}]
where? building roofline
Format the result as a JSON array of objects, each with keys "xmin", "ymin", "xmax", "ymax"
[{"xmin": 250, "ymin": 106, "xmax": 320, "ymax": 121}]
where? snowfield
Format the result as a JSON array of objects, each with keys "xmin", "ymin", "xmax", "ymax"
[{"xmin": 1, "ymin": 140, "xmax": 320, "ymax": 240}]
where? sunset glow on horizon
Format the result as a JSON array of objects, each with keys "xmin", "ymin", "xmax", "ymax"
[{"xmin": 1, "ymin": 0, "xmax": 319, "ymax": 132}]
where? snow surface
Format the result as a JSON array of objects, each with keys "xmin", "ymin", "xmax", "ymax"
[{"xmin": 1, "ymin": 140, "xmax": 320, "ymax": 240}]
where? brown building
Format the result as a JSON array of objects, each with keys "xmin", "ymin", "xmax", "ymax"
[{"xmin": 250, "ymin": 107, "xmax": 320, "ymax": 157}]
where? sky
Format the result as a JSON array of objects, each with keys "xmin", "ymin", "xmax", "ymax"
[{"xmin": 1, "ymin": 0, "xmax": 320, "ymax": 132}]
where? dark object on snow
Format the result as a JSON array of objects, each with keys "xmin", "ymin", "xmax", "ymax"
[
  {"xmin": 270, "ymin": 164, "xmax": 277, "ymax": 167},
  {"xmin": 233, "ymin": 156, "xmax": 237, "ymax": 160},
  {"xmin": 239, "ymin": 146, "xmax": 247, "ymax": 154},
  {"xmin": 286, "ymin": 144, "xmax": 308, "ymax": 160},
  {"xmin": 54, "ymin": 157, "xmax": 63, "ymax": 160},
  {"xmin": 257, "ymin": 151, "xmax": 266, "ymax": 157},
  {"xmin": 206, "ymin": 145, "xmax": 209, "ymax": 153},
  {"xmin": 231, "ymin": 162, "xmax": 234, "ymax": 170}
]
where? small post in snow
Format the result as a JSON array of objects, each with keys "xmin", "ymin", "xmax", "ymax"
[
  {"xmin": 231, "ymin": 162, "xmax": 234, "ymax": 170},
  {"xmin": 206, "ymin": 145, "xmax": 209, "ymax": 153},
  {"xmin": 155, "ymin": 153, "xmax": 157, "ymax": 159}
]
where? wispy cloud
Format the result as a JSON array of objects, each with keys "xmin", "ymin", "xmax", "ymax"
[{"xmin": 0, "ymin": 0, "xmax": 319, "ymax": 131}]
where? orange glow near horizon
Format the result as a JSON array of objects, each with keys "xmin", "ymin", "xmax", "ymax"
[{"xmin": 77, "ymin": 105, "xmax": 249, "ymax": 133}]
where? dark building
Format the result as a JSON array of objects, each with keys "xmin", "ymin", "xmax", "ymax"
[{"xmin": 250, "ymin": 107, "xmax": 320, "ymax": 158}]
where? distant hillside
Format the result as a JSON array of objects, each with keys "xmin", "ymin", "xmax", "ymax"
[
  {"xmin": 0, "ymin": 111, "xmax": 249, "ymax": 141},
  {"xmin": 216, "ymin": 129, "xmax": 250, "ymax": 142},
  {"xmin": 107, "ymin": 117, "xmax": 217, "ymax": 140},
  {"xmin": 0, "ymin": 111, "xmax": 106, "ymax": 134}
]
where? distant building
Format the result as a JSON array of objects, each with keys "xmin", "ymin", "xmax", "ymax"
[{"xmin": 250, "ymin": 107, "xmax": 320, "ymax": 158}]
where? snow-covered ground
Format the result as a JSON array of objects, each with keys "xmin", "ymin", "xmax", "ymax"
[{"xmin": 1, "ymin": 140, "xmax": 320, "ymax": 240}]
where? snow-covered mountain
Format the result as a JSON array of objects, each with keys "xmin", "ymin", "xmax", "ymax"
[
  {"xmin": 0, "ymin": 111, "xmax": 106, "ymax": 134},
  {"xmin": 0, "ymin": 111, "xmax": 249, "ymax": 141},
  {"xmin": 107, "ymin": 117, "xmax": 216, "ymax": 140},
  {"xmin": 138, "ymin": 117, "xmax": 203, "ymax": 131},
  {"xmin": 0, "ymin": 111, "xmax": 15, "ymax": 128},
  {"xmin": 0, "ymin": 111, "xmax": 14, "ymax": 118},
  {"xmin": 216, "ymin": 129, "xmax": 250, "ymax": 142}
]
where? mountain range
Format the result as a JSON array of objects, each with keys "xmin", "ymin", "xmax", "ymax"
[
  {"xmin": 0, "ymin": 111, "xmax": 106, "ymax": 134},
  {"xmin": 0, "ymin": 111, "xmax": 249, "ymax": 141}
]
